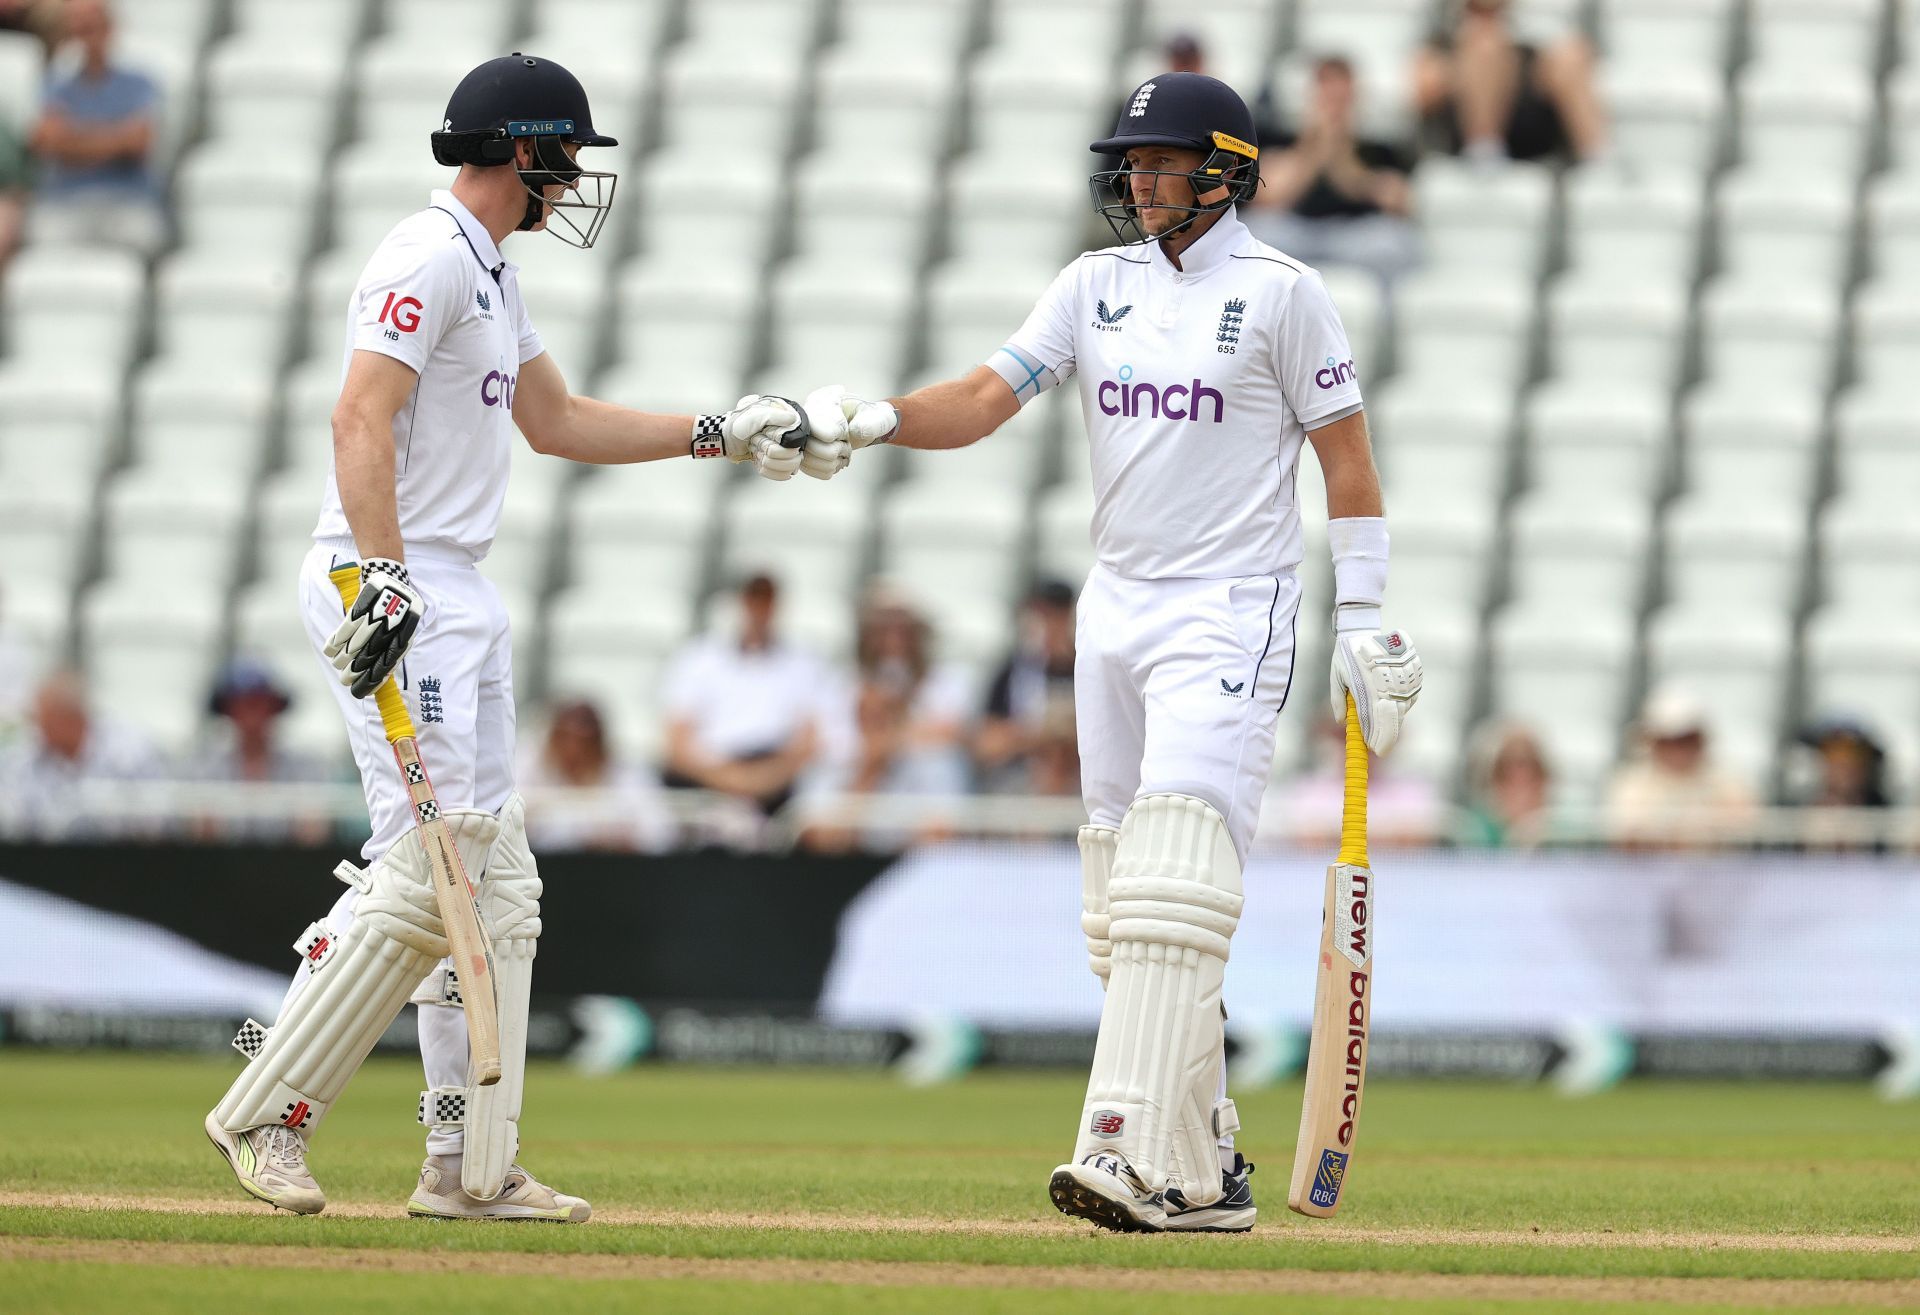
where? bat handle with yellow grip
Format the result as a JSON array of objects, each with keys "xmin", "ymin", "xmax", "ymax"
[
  {"xmin": 328, "ymin": 564, "xmax": 419, "ymax": 744},
  {"xmin": 1338, "ymin": 692, "xmax": 1370, "ymax": 869}
]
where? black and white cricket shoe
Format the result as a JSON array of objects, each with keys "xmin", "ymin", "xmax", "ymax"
[
  {"xmin": 1162, "ymin": 1154, "xmax": 1256, "ymax": 1233},
  {"xmin": 1049, "ymin": 1152, "xmax": 1168, "ymax": 1233}
]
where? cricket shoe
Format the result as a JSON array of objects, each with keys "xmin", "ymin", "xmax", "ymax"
[
  {"xmin": 1049, "ymin": 1151, "xmax": 1167, "ymax": 1233},
  {"xmin": 407, "ymin": 1156, "xmax": 591, "ymax": 1222},
  {"xmin": 1163, "ymin": 1154, "xmax": 1257, "ymax": 1233},
  {"xmin": 203, "ymin": 1111, "xmax": 326, "ymax": 1215}
]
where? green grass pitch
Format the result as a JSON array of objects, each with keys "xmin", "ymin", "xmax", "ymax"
[{"xmin": 1, "ymin": 1052, "xmax": 1916, "ymax": 1313}]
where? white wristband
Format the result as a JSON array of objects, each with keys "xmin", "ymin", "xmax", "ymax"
[{"xmin": 1329, "ymin": 516, "xmax": 1388, "ymax": 632}]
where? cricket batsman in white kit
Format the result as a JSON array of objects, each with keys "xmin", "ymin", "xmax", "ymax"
[
  {"xmin": 794, "ymin": 73, "xmax": 1423, "ymax": 1232},
  {"xmin": 204, "ymin": 54, "xmax": 813, "ymax": 1219}
]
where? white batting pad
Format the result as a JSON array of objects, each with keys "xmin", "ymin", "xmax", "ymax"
[
  {"xmin": 1073, "ymin": 794, "xmax": 1243, "ymax": 1203},
  {"xmin": 1079, "ymin": 825, "xmax": 1118, "ymax": 984},
  {"xmin": 461, "ymin": 794, "xmax": 542, "ymax": 1202},
  {"xmin": 212, "ymin": 810, "xmax": 501, "ymax": 1137}
]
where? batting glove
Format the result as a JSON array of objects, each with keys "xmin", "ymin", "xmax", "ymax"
[
  {"xmin": 796, "ymin": 384, "xmax": 898, "ymax": 480},
  {"xmin": 1330, "ymin": 625, "xmax": 1423, "ymax": 756},
  {"xmin": 324, "ymin": 558, "xmax": 423, "ymax": 700},
  {"xmin": 692, "ymin": 395, "xmax": 810, "ymax": 481}
]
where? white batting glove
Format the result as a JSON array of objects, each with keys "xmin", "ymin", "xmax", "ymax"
[
  {"xmin": 796, "ymin": 384, "xmax": 899, "ymax": 480},
  {"xmin": 1330, "ymin": 625, "xmax": 1423, "ymax": 756},
  {"xmin": 691, "ymin": 395, "xmax": 809, "ymax": 481},
  {"xmin": 323, "ymin": 558, "xmax": 423, "ymax": 700}
]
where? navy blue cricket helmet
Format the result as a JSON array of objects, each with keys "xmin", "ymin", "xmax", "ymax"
[{"xmin": 1089, "ymin": 72, "xmax": 1260, "ymax": 244}]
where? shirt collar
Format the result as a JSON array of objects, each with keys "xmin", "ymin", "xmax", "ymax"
[
  {"xmin": 1148, "ymin": 209, "xmax": 1248, "ymax": 281},
  {"xmin": 429, "ymin": 188, "xmax": 512, "ymax": 283}
]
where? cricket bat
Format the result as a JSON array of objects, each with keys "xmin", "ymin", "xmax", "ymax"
[
  {"xmin": 1287, "ymin": 692, "xmax": 1373, "ymax": 1216},
  {"xmin": 329, "ymin": 564, "xmax": 502, "ymax": 1086}
]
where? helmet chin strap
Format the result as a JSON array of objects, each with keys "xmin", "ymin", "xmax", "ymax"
[{"xmin": 517, "ymin": 191, "xmax": 546, "ymax": 233}]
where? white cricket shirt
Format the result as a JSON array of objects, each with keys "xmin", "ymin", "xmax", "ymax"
[
  {"xmin": 314, "ymin": 190, "xmax": 544, "ymax": 562},
  {"xmin": 989, "ymin": 211, "xmax": 1362, "ymax": 580}
]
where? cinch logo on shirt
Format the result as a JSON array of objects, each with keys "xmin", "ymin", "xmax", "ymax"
[
  {"xmin": 481, "ymin": 369, "xmax": 516, "ymax": 408},
  {"xmin": 1097, "ymin": 365, "xmax": 1226, "ymax": 422},
  {"xmin": 1316, "ymin": 356, "xmax": 1358, "ymax": 389}
]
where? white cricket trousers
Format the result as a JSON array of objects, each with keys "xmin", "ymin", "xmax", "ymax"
[
  {"xmin": 277, "ymin": 539, "xmax": 519, "ymax": 1154},
  {"xmin": 1075, "ymin": 563, "xmax": 1302, "ymax": 862}
]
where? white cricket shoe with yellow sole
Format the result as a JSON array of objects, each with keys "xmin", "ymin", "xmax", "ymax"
[
  {"xmin": 204, "ymin": 1111, "xmax": 326, "ymax": 1215},
  {"xmin": 407, "ymin": 1156, "xmax": 591, "ymax": 1222}
]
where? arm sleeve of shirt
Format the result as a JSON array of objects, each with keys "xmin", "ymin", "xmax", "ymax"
[
  {"xmin": 513, "ymin": 282, "xmax": 545, "ymax": 365},
  {"xmin": 1276, "ymin": 270, "xmax": 1364, "ymax": 430},
  {"xmin": 349, "ymin": 236, "xmax": 467, "ymax": 374},
  {"xmin": 986, "ymin": 259, "xmax": 1080, "ymax": 407}
]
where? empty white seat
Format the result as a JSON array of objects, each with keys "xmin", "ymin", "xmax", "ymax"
[
  {"xmin": 1736, "ymin": 66, "xmax": 1873, "ymax": 181},
  {"xmin": 1598, "ymin": 0, "xmax": 1737, "ymax": 73},
  {"xmin": 1801, "ymin": 609, "xmax": 1920, "ymax": 778},
  {"xmin": 1886, "ymin": 66, "xmax": 1920, "ymax": 171},
  {"xmin": 1562, "ymin": 169, "xmax": 1705, "ymax": 284},
  {"xmin": 1414, "ymin": 159, "xmax": 1556, "ymax": 276},
  {"xmin": 230, "ymin": 0, "xmax": 365, "ymax": 47},
  {"xmin": 522, "ymin": 0, "xmax": 671, "ymax": 53},
  {"xmin": 1489, "ymin": 603, "xmax": 1638, "ymax": 787},
  {"xmin": 720, "ymin": 466, "xmax": 884, "ymax": 613},
  {"xmin": 0, "ymin": 484, "xmax": 92, "ymax": 620},
  {"xmin": 657, "ymin": 48, "xmax": 805, "ymax": 160},
  {"xmin": 682, "ymin": 0, "xmax": 824, "ymax": 53},
  {"xmin": 1525, "ymin": 382, "xmax": 1670, "ymax": 501},
  {"xmin": 350, "ymin": 39, "xmax": 496, "ymax": 151},
  {"xmin": 115, "ymin": 0, "xmax": 219, "ymax": 61},
  {"xmin": 612, "ymin": 257, "xmax": 760, "ymax": 391},
  {"xmin": 944, "ymin": 159, "xmax": 1085, "ymax": 274},
  {"xmin": 880, "ymin": 482, "xmax": 1027, "ymax": 608},
  {"xmin": 812, "ymin": 47, "xmax": 960, "ymax": 155},
  {"xmin": 1680, "ymin": 384, "xmax": 1822, "ymax": 506},
  {"xmin": 1394, "ymin": 271, "xmax": 1537, "ymax": 392},
  {"xmin": 1848, "ymin": 280, "xmax": 1920, "ymax": 392},
  {"xmin": 1, "ymin": 245, "xmax": 146, "ymax": 370},
  {"xmin": 1642, "ymin": 605, "xmax": 1792, "ymax": 786},
  {"xmin": 1380, "ymin": 505, "xmax": 1500, "ymax": 615},
  {"xmin": 1862, "ymin": 171, "xmax": 1920, "ymax": 281},
  {"xmin": 1696, "ymin": 279, "xmax": 1840, "ymax": 394},
  {"xmin": 629, "ymin": 148, "xmax": 783, "ymax": 268},
  {"xmin": 1544, "ymin": 274, "xmax": 1689, "ymax": 392},
  {"xmin": 1603, "ymin": 62, "xmax": 1726, "ymax": 178},
  {"xmin": 329, "ymin": 145, "xmax": 448, "ymax": 255},
  {"xmin": 921, "ymin": 260, "xmax": 1059, "ymax": 377},
  {"xmin": 1661, "ymin": 495, "xmax": 1807, "ymax": 609},
  {"xmin": 1368, "ymin": 380, "xmax": 1514, "ymax": 518},
  {"xmin": 0, "ymin": 32, "xmax": 37, "ymax": 134},
  {"xmin": 150, "ymin": 252, "xmax": 300, "ymax": 372},
  {"xmin": 1134, "ymin": 0, "xmax": 1279, "ymax": 92},
  {"xmin": 965, "ymin": 54, "xmax": 1109, "ymax": 163},
  {"xmin": 790, "ymin": 152, "xmax": 938, "ymax": 268},
  {"xmin": 1819, "ymin": 495, "xmax": 1920, "ymax": 612},
  {"xmin": 79, "ymin": 584, "xmax": 223, "ymax": 755},
  {"xmin": 0, "ymin": 368, "xmax": 119, "ymax": 501},
  {"xmin": 981, "ymin": 0, "xmax": 1127, "ymax": 74},
  {"xmin": 1293, "ymin": 0, "xmax": 1432, "ymax": 88},
  {"xmin": 763, "ymin": 263, "xmax": 916, "ymax": 392},
  {"xmin": 1747, "ymin": 0, "xmax": 1883, "ymax": 72},
  {"xmin": 173, "ymin": 144, "xmax": 324, "ymax": 262},
  {"xmin": 201, "ymin": 39, "xmax": 346, "ymax": 149},
  {"xmin": 1379, "ymin": 605, "xmax": 1478, "ymax": 786},
  {"xmin": 97, "ymin": 472, "xmax": 247, "ymax": 591},
  {"xmin": 834, "ymin": 0, "xmax": 975, "ymax": 55},
  {"xmin": 1715, "ymin": 169, "xmax": 1856, "ymax": 287},
  {"xmin": 567, "ymin": 460, "xmax": 723, "ymax": 594},
  {"xmin": 377, "ymin": 0, "xmax": 515, "ymax": 46},
  {"xmin": 1833, "ymin": 387, "xmax": 1920, "ymax": 504},
  {"xmin": 1316, "ymin": 266, "xmax": 1386, "ymax": 372},
  {"xmin": 1506, "ymin": 493, "xmax": 1653, "ymax": 612},
  {"xmin": 502, "ymin": 237, "xmax": 613, "ymax": 375},
  {"xmin": 128, "ymin": 367, "xmax": 275, "ymax": 489}
]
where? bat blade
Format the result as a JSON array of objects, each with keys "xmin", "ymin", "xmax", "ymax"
[{"xmin": 1287, "ymin": 858, "xmax": 1374, "ymax": 1216}]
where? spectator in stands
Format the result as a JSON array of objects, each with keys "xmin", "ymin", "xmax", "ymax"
[
  {"xmin": 0, "ymin": 668, "xmax": 161, "ymax": 838},
  {"xmin": 1460, "ymin": 719, "xmax": 1558, "ymax": 848},
  {"xmin": 1411, "ymin": 0, "xmax": 1607, "ymax": 166},
  {"xmin": 974, "ymin": 579, "xmax": 1078, "ymax": 794},
  {"xmin": 1260, "ymin": 711, "xmax": 1445, "ymax": 849},
  {"xmin": 0, "ymin": 0, "xmax": 66, "ymax": 53},
  {"xmin": 193, "ymin": 658, "xmax": 332, "ymax": 842},
  {"xmin": 1605, "ymin": 687, "xmax": 1755, "ymax": 850},
  {"xmin": 660, "ymin": 572, "xmax": 822, "ymax": 817},
  {"xmin": 25, "ymin": 0, "xmax": 165, "ymax": 255},
  {"xmin": 1789, "ymin": 717, "xmax": 1893, "ymax": 853},
  {"xmin": 0, "ymin": 116, "xmax": 26, "ymax": 279},
  {"xmin": 520, "ymin": 698, "xmax": 675, "ymax": 852},
  {"xmin": 802, "ymin": 588, "xmax": 974, "ymax": 851},
  {"xmin": 1246, "ymin": 55, "xmax": 1420, "ymax": 287}
]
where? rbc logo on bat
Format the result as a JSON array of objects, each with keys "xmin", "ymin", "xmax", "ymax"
[
  {"xmin": 1309, "ymin": 1148, "xmax": 1348, "ymax": 1209},
  {"xmin": 481, "ymin": 369, "xmax": 516, "ymax": 408}
]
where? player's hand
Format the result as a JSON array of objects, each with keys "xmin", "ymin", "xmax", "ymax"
[
  {"xmin": 692, "ymin": 395, "xmax": 809, "ymax": 481},
  {"xmin": 796, "ymin": 384, "xmax": 898, "ymax": 480},
  {"xmin": 324, "ymin": 558, "xmax": 423, "ymax": 700},
  {"xmin": 1330, "ymin": 625, "xmax": 1422, "ymax": 756}
]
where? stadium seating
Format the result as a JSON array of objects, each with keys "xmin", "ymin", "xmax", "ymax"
[{"xmin": 6, "ymin": 0, "xmax": 1914, "ymax": 812}]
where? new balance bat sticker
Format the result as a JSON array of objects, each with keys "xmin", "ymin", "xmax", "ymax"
[
  {"xmin": 328, "ymin": 564, "xmax": 502, "ymax": 1087},
  {"xmin": 1288, "ymin": 693, "xmax": 1373, "ymax": 1217}
]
